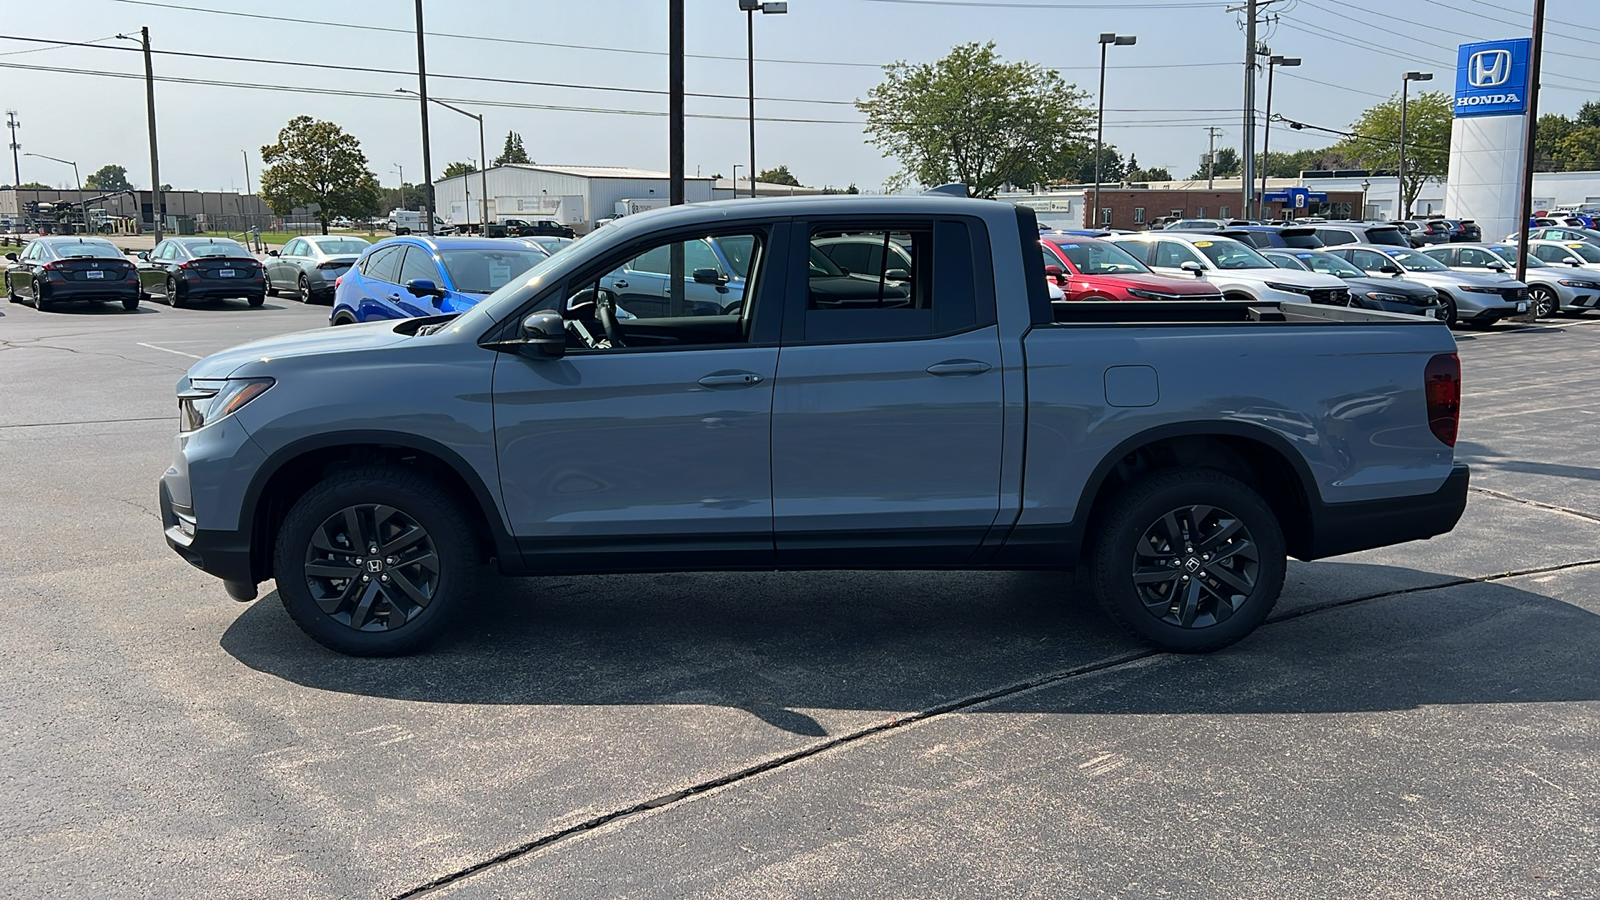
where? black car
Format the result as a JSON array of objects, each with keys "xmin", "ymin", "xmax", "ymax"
[
  {"xmin": 486, "ymin": 218, "xmax": 576, "ymax": 239},
  {"xmin": 137, "ymin": 237, "xmax": 266, "ymax": 308},
  {"xmin": 1261, "ymin": 248, "xmax": 1443, "ymax": 318},
  {"xmin": 4, "ymin": 235, "xmax": 141, "ymax": 311}
]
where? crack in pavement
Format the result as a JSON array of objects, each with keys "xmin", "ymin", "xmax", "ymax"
[
  {"xmin": 390, "ymin": 544, "xmax": 1600, "ymax": 896},
  {"xmin": 1468, "ymin": 485, "xmax": 1600, "ymax": 525},
  {"xmin": 0, "ymin": 416, "xmax": 169, "ymax": 429}
]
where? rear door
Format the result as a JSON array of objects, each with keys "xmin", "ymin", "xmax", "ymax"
[{"xmin": 771, "ymin": 217, "xmax": 1004, "ymax": 565}]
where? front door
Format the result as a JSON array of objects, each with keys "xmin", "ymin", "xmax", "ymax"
[
  {"xmin": 771, "ymin": 220, "xmax": 1006, "ymax": 566},
  {"xmin": 493, "ymin": 226, "xmax": 784, "ymax": 571}
]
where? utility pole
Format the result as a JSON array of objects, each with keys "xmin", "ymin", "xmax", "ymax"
[
  {"xmin": 413, "ymin": 0, "xmax": 435, "ymax": 235},
  {"xmin": 1516, "ymin": 0, "xmax": 1547, "ymax": 321},
  {"xmin": 1205, "ymin": 126, "xmax": 1224, "ymax": 190},
  {"xmin": 139, "ymin": 28, "xmax": 161, "ymax": 242},
  {"xmin": 393, "ymin": 164, "xmax": 405, "ymax": 211},
  {"xmin": 6, "ymin": 111, "xmax": 20, "ymax": 219},
  {"xmin": 1230, "ymin": 0, "xmax": 1279, "ymax": 222},
  {"xmin": 670, "ymin": 0, "xmax": 685, "ymax": 205}
]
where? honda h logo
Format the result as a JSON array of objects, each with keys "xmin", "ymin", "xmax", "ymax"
[{"xmin": 1468, "ymin": 49, "xmax": 1512, "ymax": 88}]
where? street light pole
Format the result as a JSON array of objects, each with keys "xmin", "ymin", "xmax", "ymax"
[
  {"xmin": 1093, "ymin": 33, "xmax": 1136, "ymax": 229},
  {"xmin": 1259, "ymin": 54, "xmax": 1300, "ymax": 219},
  {"xmin": 1399, "ymin": 71, "xmax": 1433, "ymax": 221},
  {"xmin": 24, "ymin": 152, "xmax": 81, "ymax": 231},
  {"xmin": 397, "ymin": 89, "xmax": 487, "ymax": 230},
  {"xmin": 738, "ymin": 0, "xmax": 787, "ymax": 200},
  {"xmin": 731, "ymin": 164, "xmax": 742, "ymax": 197}
]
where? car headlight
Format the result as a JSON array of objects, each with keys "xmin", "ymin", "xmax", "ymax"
[
  {"xmin": 1558, "ymin": 279, "xmax": 1600, "ymax": 289},
  {"xmin": 1126, "ymin": 287, "xmax": 1179, "ymax": 300},
  {"xmin": 1265, "ymin": 282, "xmax": 1314, "ymax": 295},
  {"xmin": 1459, "ymin": 285, "xmax": 1504, "ymax": 293},
  {"xmin": 1365, "ymin": 291, "xmax": 1412, "ymax": 303},
  {"xmin": 177, "ymin": 377, "xmax": 274, "ymax": 433}
]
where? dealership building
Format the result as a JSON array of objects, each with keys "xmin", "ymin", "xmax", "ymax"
[{"xmin": 430, "ymin": 164, "xmax": 718, "ymax": 232}]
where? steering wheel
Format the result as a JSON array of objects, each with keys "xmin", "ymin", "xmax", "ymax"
[{"xmin": 595, "ymin": 291, "xmax": 626, "ymax": 348}]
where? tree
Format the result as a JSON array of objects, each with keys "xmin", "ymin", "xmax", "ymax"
[
  {"xmin": 1340, "ymin": 90, "xmax": 1452, "ymax": 218},
  {"xmin": 1124, "ymin": 154, "xmax": 1172, "ymax": 183},
  {"xmin": 84, "ymin": 164, "xmax": 132, "ymax": 192},
  {"xmin": 1059, "ymin": 143, "xmax": 1125, "ymax": 185},
  {"xmin": 1554, "ymin": 127, "xmax": 1600, "ymax": 171},
  {"xmin": 858, "ymin": 42, "xmax": 1093, "ymax": 198},
  {"xmin": 259, "ymin": 116, "xmax": 383, "ymax": 234},
  {"xmin": 757, "ymin": 165, "xmax": 801, "ymax": 186},
  {"xmin": 492, "ymin": 131, "xmax": 530, "ymax": 167},
  {"xmin": 442, "ymin": 160, "xmax": 477, "ymax": 178},
  {"xmin": 1188, "ymin": 146, "xmax": 1240, "ymax": 180}
]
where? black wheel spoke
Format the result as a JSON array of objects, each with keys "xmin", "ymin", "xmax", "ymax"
[
  {"xmin": 305, "ymin": 560, "xmax": 357, "ymax": 579},
  {"xmin": 1198, "ymin": 516, "xmax": 1243, "ymax": 551},
  {"xmin": 1176, "ymin": 578, "xmax": 1204, "ymax": 627},
  {"xmin": 1131, "ymin": 502, "xmax": 1259, "ymax": 631},
  {"xmin": 387, "ymin": 569, "xmax": 431, "ymax": 612},
  {"xmin": 315, "ymin": 574, "xmax": 363, "ymax": 616},
  {"xmin": 347, "ymin": 580, "xmax": 382, "ymax": 630},
  {"xmin": 382, "ymin": 524, "xmax": 426, "ymax": 556},
  {"xmin": 1208, "ymin": 564, "xmax": 1253, "ymax": 598},
  {"xmin": 1210, "ymin": 538, "xmax": 1258, "ymax": 566},
  {"xmin": 1133, "ymin": 564, "xmax": 1179, "ymax": 585},
  {"xmin": 303, "ymin": 502, "xmax": 439, "ymax": 635},
  {"xmin": 401, "ymin": 550, "xmax": 439, "ymax": 577}
]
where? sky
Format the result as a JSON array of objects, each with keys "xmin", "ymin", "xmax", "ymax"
[{"xmin": 0, "ymin": 0, "xmax": 1597, "ymax": 195}]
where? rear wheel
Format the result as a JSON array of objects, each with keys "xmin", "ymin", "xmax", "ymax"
[
  {"xmin": 166, "ymin": 276, "xmax": 185, "ymax": 308},
  {"xmin": 34, "ymin": 289, "xmax": 51, "ymax": 311},
  {"xmin": 274, "ymin": 466, "xmax": 482, "ymax": 656},
  {"xmin": 122, "ymin": 294, "xmax": 139, "ymax": 311},
  {"xmin": 247, "ymin": 293, "xmax": 265, "ymax": 308},
  {"xmin": 265, "ymin": 271, "xmax": 278, "ymax": 296},
  {"xmin": 298, "ymin": 273, "xmax": 311, "ymax": 302},
  {"xmin": 1090, "ymin": 468, "xmax": 1286, "ymax": 653},
  {"xmin": 1529, "ymin": 285, "xmax": 1558, "ymax": 318},
  {"xmin": 331, "ymin": 310, "xmax": 357, "ymax": 326}
]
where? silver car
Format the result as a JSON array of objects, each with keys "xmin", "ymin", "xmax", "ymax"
[
  {"xmin": 1421, "ymin": 243, "xmax": 1600, "ymax": 318},
  {"xmin": 264, "ymin": 235, "xmax": 372, "ymax": 303},
  {"xmin": 1324, "ymin": 244, "xmax": 1525, "ymax": 327}
]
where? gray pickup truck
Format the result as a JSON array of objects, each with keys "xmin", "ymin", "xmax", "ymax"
[{"xmin": 160, "ymin": 194, "xmax": 1469, "ymax": 657}]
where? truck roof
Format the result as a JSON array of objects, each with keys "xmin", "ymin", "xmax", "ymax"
[{"xmin": 603, "ymin": 193, "xmax": 1008, "ymax": 239}]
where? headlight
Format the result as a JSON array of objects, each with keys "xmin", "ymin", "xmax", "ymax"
[
  {"xmin": 1127, "ymin": 287, "xmax": 1179, "ymax": 300},
  {"xmin": 1264, "ymin": 282, "xmax": 1314, "ymax": 295},
  {"xmin": 1558, "ymin": 279, "xmax": 1600, "ymax": 289},
  {"xmin": 1459, "ymin": 285, "xmax": 1504, "ymax": 293},
  {"xmin": 177, "ymin": 377, "xmax": 274, "ymax": 433},
  {"xmin": 1365, "ymin": 291, "xmax": 1412, "ymax": 303}
]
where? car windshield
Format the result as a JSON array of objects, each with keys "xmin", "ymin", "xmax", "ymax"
[
  {"xmin": 54, "ymin": 240, "xmax": 125, "ymax": 259},
  {"xmin": 1568, "ymin": 243, "xmax": 1600, "ymax": 263},
  {"xmin": 1191, "ymin": 239, "xmax": 1272, "ymax": 269},
  {"xmin": 807, "ymin": 246, "xmax": 845, "ymax": 277},
  {"xmin": 1486, "ymin": 246, "xmax": 1548, "ymax": 267},
  {"xmin": 1295, "ymin": 252, "xmax": 1365, "ymax": 278},
  {"xmin": 1050, "ymin": 239, "xmax": 1150, "ymax": 275},
  {"xmin": 1365, "ymin": 228, "xmax": 1410, "ymax": 247},
  {"xmin": 311, "ymin": 238, "xmax": 370, "ymax": 256},
  {"xmin": 438, "ymin": 247, "xmax": 549, "ymax": 294},
  {"xmin": 1263, "ymin": 253, "xmax": 1309, "ymax": 271},
  {"xmin": 186, "ymin": 240, "xmax": 251, "ymax": 258},
  {"xmin": 1391, "ymin": 249, "xmax": 1448, "ymax": 272}
]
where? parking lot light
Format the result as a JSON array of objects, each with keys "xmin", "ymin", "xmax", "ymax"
[
  {"xmin": 1400, "ymin": 71, "xmax": 1434, "ymax": 220},
  {"xmin": 739, "ymin": 0, "xmax": 787, "ymax": 200},
  {"xmin": 1259, "ymin": 54, "xmax": 1300, "ymax": 219},
  {"xmin": 1093, "ymin": 33, "xmax": 1136, "ymax": 228}
]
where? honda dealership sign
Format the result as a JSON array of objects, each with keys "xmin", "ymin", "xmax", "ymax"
[
  {"xmin": 1454, "ymin": 39, "xmax": 1532, "ymax": 118},
  {"xmin": 1445, "ymin": 38, "xmax": 1533, "ymax": 240}
]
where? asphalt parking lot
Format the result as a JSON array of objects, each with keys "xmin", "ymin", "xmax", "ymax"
[{"xmin": 3, "ymin": 298, "xmax": 1598, "ymax": 898}]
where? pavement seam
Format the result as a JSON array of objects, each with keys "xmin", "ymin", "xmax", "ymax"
[
  {"xmin": 0, "ymin": 416, "xmax": 170, "ymax": 429},
  {"xmin": 388, "ymin": 553, "xmax": 1600, "ymax": 898},
  {"xmin": 1467, "ymin": 486, "xmax": 1600, "ymax": 525}
]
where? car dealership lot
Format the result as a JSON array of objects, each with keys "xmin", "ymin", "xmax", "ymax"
[{"xmin": 3, "ymin": 303, "xmax": 1598, "ymax": 897}]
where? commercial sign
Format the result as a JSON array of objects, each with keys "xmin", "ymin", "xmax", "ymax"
[{"xmin": 1454, "ymin": 38, "xmax": 1531, "ymax": 118}]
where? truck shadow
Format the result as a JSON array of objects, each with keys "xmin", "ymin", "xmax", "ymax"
[{"xmin": 220, "ymin": 563, "xmax": 1600, "ymax": 733}]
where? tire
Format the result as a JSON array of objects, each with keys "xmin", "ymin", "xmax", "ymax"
[
  {"xmin": 247, "ymin": 293, "xmax": 265, "ymax": 308},
  {"xmin": 265, "ymin": 272, "xmax": 278, "ymax": 297},
  {"xmin": 5, "ymin": 278, "xmax": 17, "ymax": 303},
  {"xmin": 273, "ymin": 466, "xmax": 483, "ymax": 656},
  {"xmin": 1090, "ymin": 468, "xmax": 1286, "ymax": 653},
  {"xmin": 1436, "ymin": 292, "xmax": 1458, "ymax": 327},
  {"xmin": 298, "ymin": 273, "xmax": 311, "ymax": 302},
  {"xmin": 330, "ymin": 310, "xmax": 357, "ymax": 326},
  {"xmin": 34, "ymin": 289, "xmax": 51, "ymax": 311},
  {"xmin": 166, "ymin": 276, "xmax": 185, "ymax": 308},
  {"xmin": 1529, "ymin": 285, "xmax": 1558, "ymax": 318},
  {"xmin": 122, "ymin": 295, "xmax": 139, "ymax": 311}
]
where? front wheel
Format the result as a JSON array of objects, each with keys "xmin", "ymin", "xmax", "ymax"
[
  {"xmin": 1090, "ymin": 468, "xmax": 1286, "ymax": 653},
  {"xmin": 274, "ymin": 467, "xmax": 483, "ymax": 656},
  {"xmin": 122, "ymin": 295, "xmax": 139, "ymax": 311},
  {"xmin": 247, "ymin": 293, "xmax": 265, "ymax": 308},
  {"xmin": 1529, "ymin": 285, "xmax": 1558, "ymax": 318},
  {"xmin": 1436, "ymin": 293, "xmax": 1458, "ymax": 327}
]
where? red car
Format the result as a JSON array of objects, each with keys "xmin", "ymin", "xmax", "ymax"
[{"xmin": 1040, "ymin": 236, "xmax": 1224, "ymax": 301}]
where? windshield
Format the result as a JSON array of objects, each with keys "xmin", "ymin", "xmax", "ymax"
[
  {"xmin": 438, "ymin": 247, "xmax": 548, "ymax": 294},
  {"xmin": 1050, "ymin": 239, "xmax": 1150, "ymax": 275},
  {"xmin": 186, "ymin": 240, "xmax": 251, "ymax": 258},
  {"xmin": 807, "ymin": 245, "xmax": 845, "ymax": 277},
  {"xmin": 55, "ymin": 240, "xmax": 125, "ymax": 259},
  {"xmin": 1191, "ymin": 239, "xmax": 1273, "ymax": 270},
  {"xmin": 1569, "ymin": 243, "xmax": 1600, "ymax": 263},
  {"xmin": 1391, "ymin": 249, "xmax": 1448, "ymax": 272},
  {"xmin": 1487, "ymin": 246, "xmax": 1549, "ymax": 267},
  {"xmin": 1263, "ymin": 253, "xmax": 1309, "ymax": 271},
  {"xmin": 1365, "ymin": 228, "xmax": 1410, "ymax": 247},
  {"xmin": 311, "ymin": 238, "xmax": 371, "ymax": 256}
]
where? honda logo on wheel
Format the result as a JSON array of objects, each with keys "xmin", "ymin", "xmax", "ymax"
[{"xmin": 1467, "ymin": 49, "xmax": 1512, "ymax": 88}]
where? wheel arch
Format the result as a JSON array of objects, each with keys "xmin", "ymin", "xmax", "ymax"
[{"xmin": 242, "ymin": 431, "xmax": 516, "ymax": 583}]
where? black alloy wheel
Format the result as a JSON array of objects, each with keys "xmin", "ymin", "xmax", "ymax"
[
  {"xmin": 275, "ymin": 467, "xmax": 481, "ymax": 656},
  {"xmin": 265, "ymin": 271, "xmax": 278, "ymax": 296},
  {"xmin": 5, "ymin": 276, "xmax": 18, "ymax": 303},
  {"xmin": 1091, "ymin": 468, "xmax": 1285, "ymax": 652},
  {"xmin": 1437, "ymin": 293, "xmax": 1458, "ymax": 327},
  {"xmin": 1529, "ymin": 285, "xmax": 1558, "ymax": 318},
  {"xmin": 298, "ymin": 273, "xmax": 311, "ymax": 302},
  {"xmin": 34, "ymin": 288, "xmax": 52, "ymax": 311}
]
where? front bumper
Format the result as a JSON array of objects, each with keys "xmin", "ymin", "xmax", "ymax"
[
  {"xmin": 1300, "ymin": 463, "xmax": 1469, "ymax": 560},
  {"xmin": 160, "ymin": 481, "xmax": 254, "ymax": 584}
]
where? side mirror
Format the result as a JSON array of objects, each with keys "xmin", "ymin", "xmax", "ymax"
[
  {"xmin": 1043, "ymin": 264, "xmax": 1064, "ymax": 278},
  {"xmin": 1180, "ymin": 260, "xmax": 1205, "ymax": 277},
  {"xmin": 1568, "ymin": 259, "xmax": 1583, "ymax": 266},
  {"xmin": 267, "ymin": 250, "xmax": 280, "ymax": 257},
  {"xmin": 137, "ymin": 251, "xmax": 150, "ymax": 261},
  {"xmin": 1378, "ymin": 263, "xmax": 1401, "ymax": 274},
  {"xmin": 691, "ymin": 267, "xmax": 728, "ymax": 285},
  {"xmin": 405, "ymin": 278, "xmax": 443, "ymax": 298},
  {"xmin": 520, "ymin": 311, "xmax": 567, "ymax": 358},
  {"xmin": 3, "ymin": 252, "xmax": 14, "ymax": 262},
  {"xmin": 884, "ymin": 267, "xmax": 910, "ymax": 282},
  {"xmin": 1488, "ymin": 263, "xmax": 1507, "ymax": 273}
]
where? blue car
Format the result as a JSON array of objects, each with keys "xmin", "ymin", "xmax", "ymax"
[
  {"xmin": 598, "ymin": 234, "xmax": 753, "ymax": 317},
  {"xmin": 330, "ymin": 236, "xmax": 550, "ymax": 325}
]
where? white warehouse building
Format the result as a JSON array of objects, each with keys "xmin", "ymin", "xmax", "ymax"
[{"xmin": 431, "ymin": 164, "xmax": 715, "ymax": 233}]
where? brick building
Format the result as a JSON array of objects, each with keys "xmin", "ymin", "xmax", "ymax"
[{"xmin": 1082, "ymin": 187, "xmax": 1364, "ymax": 230}]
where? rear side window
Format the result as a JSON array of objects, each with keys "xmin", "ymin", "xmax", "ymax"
[
  {"xmin": 1364, "ymin": 228, "xmax": 1410, "ymax": 247},
  {"xmin": 362, "ymin": 245, "xmax": 404, "ymax": 283},
  {"xmin": 798, "ymin": 220, "xmax": 985, "ymax": 342},
  {"xmin": 1279, "ymin": 231, "xmax": 1322, "ymax": 249},
  {"xmin": 1530, "ymin": 245, "xmax": 1567, "ymax": 263},
  {"xmin": 1314, "ymin": 229, "xmax": 1355, "ymax": 246}
]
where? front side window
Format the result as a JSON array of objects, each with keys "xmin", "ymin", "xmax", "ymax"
[
  {"xmin": 1347, "ymin": 249, "xmax": 1390, "ymax": 272},
  {"xmin": 1487, "ymin": 245, "xmax": 1547, "ymax": 268},
  {"xmin": 396, "ymin": 246, "xmax": 442, "ymax": 286},
  {"xmin": 1153, "ymin": 240, "xmax": 1204, "ymax": 269},
  {"xmin": 1192, "ymin": 239, "xmax": 1271, "ymax": 270},
  {"xmin": 1264, "ymin": 253, "xmax": 1309, "ymax": 271},
  {"xmin": 362, "ymin": 245, "xmax": 405, "ymax": 283},
  {"xmin": 1456, "ymin": 248, "xmax": 1500, "ymax": 268},
  {"xmin": 1531, "ymin": 245, "xmax": 1567, "ymax": 263},
  {"xmin": 282, "ymin": 239, "xmax": 305, "ymax": 257},
  {"xmin": 1391, "ymin": 249, "xmax": 1448, "ymax": 272},
  {"xmin": 1298, "ymin": 252, "xmax": 1365, "ymax": 278}
]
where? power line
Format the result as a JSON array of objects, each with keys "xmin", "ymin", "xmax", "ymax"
[{"xmin": 856, "ymin": 0, "xmax": 1219, "ymax": 6}]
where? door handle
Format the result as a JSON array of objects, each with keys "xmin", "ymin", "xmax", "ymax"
[
  {"xmin": 926, "ymin": 360, "xmax": 992, "ymax": 376},
  {"xmin": 698, "ymin": 372, "xmax": 764, "ymax": 387},
  {"xmin": 614, "ymin": 279, "xmax": 629, "ymax": 288}
]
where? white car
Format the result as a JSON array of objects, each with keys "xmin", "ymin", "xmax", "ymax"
[
  {"xmin": 1526, "ymin": 238, "xmax": 1600, "ymax": 272},
  {"xmin": 1104, "ymin": 232, "xmax": 1350, "ymax": 304}
]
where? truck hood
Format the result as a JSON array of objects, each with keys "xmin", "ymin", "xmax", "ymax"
[{"xmin": 183, "ymin": 320, "xmax": 413, "ymax": 380}]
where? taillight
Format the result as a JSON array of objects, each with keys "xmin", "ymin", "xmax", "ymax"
[
  {"xmin": 334, "ymin": 275, "xmax": 343, "ymax": 289},
  {"xmin": 1424, "ymin": 353, "xmax": 1460, "ymax": 447}
]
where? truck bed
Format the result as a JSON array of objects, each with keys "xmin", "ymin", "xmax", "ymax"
[{"xmin": 1046, "ymin": 300, "xmax": 1438, "ymax": 326}]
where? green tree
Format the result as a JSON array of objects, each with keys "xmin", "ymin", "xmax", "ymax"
[
  {"xmin": 858, "ymin": 42, "xmax": 1093, "ymax": 198},
  {"xmin": 1341, "ymin": 91, "xmax": 1452, "ymax": 218},
  {"xmin": 1189, "ymin": 146, "xmax": 1240, "ymax": 180},
  {"xmin": 757, "ymin": 164, "xmax": 801, "ymax": 186},
  {"xmin": 1058, "ymin": 143, "xmax": 1125, "ymax": 185},
  {"xmin": 84, "ymin": 164, "xmax": 132, "ymax": 192},
  {"xmin": 1533, "ymin": 113, "xmax": 1576, "ymax": 171},
  {"xmin": 259, "ymin": 116, "xmax": 382, "ymax": 234},
  {"xmin": 442, "ymin": 160, "xmax": 477, "ymax": 178},
  {"xmin": 1124, "ymin": 154, "xmax": 1172, "ymax": 183},
  {"xmin": 492, "ymin": 131, "xmax": 530, "ymax": 167},
  {"xmin": 1554, "ymin": 127, "xmax": 1600, "ymax": 171}
]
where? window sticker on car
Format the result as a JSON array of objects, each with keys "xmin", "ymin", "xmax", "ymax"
[
  {"xmin": 1059, "ymin": 244, "xmax": 1079, "ymax": 249},
  {"xmin": 1194, "ymin": 241, "xmax": 1213, "ymax": 247},
  {"xmin": 488, "ymin": 263, "xmax": 512, "ymax": 288}
]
